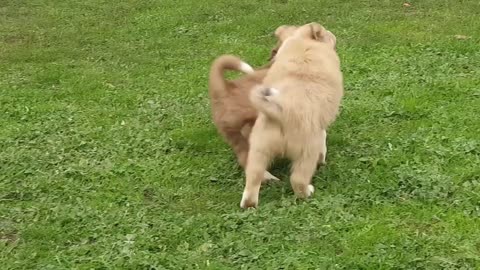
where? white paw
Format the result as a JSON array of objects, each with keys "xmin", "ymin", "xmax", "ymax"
[
  {"xmin": 263, "ymin": 171, "xmax": 280, "ymax": 182},
  {"xmin": 307, "ymin": 185, "xmax": 315, "ymax": 197},
  {"xmin": 240, "ymin": 190, "xmax": 258, "ymax": 209}
]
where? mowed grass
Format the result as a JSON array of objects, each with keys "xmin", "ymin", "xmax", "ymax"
[{"xmin": 1, "ymin": 0, "xmax": 480, "ymax": 268}]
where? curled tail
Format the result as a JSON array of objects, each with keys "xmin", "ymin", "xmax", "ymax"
[
  {"xmin": 209, "ymin": 55, "xmax": 254, "ymax": 99},
  {"xmin": 249, "ymin": 86, "xmax": 283, "ymax": 123}
]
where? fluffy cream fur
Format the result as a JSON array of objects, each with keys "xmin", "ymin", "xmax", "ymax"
[{"xmin": 241, "ymin": 23, "xmax": 343, "ymax": 208}]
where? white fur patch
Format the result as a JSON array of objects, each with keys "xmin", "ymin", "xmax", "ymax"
[
  {"xmin": 307, "ymin": 185, "xmax": 315, "ymax": 197},
  {"xmin": 239, "ymin": 62, "xmax": 254, "ymax": 74},
  {"xmin": 269, "ymin": 87, "xmax": 280, "ymax": 96},
  {"xmin": 240, "ymin": 190, "xmax": 258, "ymax": 208}
]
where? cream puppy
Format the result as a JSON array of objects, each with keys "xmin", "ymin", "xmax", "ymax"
[{"xmin": 240, "ymin": 23, "xmax": 343, "ymax": 208}]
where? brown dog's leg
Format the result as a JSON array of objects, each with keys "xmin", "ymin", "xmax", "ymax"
[
  {"xmin": 290, "ymin": 153, "xmax": 318, "ymax": 199},
  {"xmin": 223, "ymin": 130, "xmax": 249, "ymax": 168},
  {"xmin": 240, "ymin": 123, "xmax": 253, "ymax": 139}
]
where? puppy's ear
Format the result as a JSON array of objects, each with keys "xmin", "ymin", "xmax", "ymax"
[
  {"xmin": 325, "ymin": 30, "xmax": 337, "ymax": 50},
  {"xmin": 268, "ymin": 48, "xmax": 277, "ymax": 61},
  {"xmin": 268, "ymin": 42, "xmax": 280, "ymax": 61},
  {"xmin": 308, "ymin": 22, "xmax": 326, "ymax": 41}
]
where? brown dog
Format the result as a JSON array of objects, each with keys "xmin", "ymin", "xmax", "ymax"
[
  {"xmin": 240, "ymin": 23, "xmax": 343, "ymax": 208},
  {"xmin": 209, "ymin": 55, "xmax": 278, "ymax": 181}
]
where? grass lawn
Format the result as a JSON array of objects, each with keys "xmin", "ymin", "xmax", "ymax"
[{"xmin": 1, "ymin": 0, "xmax": 480, "ymax": 268}]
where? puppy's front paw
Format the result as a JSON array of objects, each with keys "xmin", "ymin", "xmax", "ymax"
[
  {"xmin": 263, "ymin": 171, "xmax": 280, "ymax": 182},
  {"xmin": 240, "ymin": 191, "xmax": 259, "ymax": 209}
]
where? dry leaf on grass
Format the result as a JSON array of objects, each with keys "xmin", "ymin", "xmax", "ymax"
[{"xmin": 454, "ymin": 35, "xmax": 470, "ymax": 40}]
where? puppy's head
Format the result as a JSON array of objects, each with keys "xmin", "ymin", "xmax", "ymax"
[
  {"xmin": 293, "ymin": 22, "xmax": 326, "ymax": 41},
  {"xmin": 268, "ymin": 23, "xmax": 337, "ymax": 61}
]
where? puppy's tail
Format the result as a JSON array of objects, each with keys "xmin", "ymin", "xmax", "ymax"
[
  {"xmin": 250, "ymin": 86, "xmax": 283, "ymax": 123},
  {"xmin": 209, "ymin": 55, "xmax": 254, "ymax": 98}
]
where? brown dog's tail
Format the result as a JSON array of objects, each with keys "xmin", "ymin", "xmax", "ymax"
[{"xmin": 209, "ymin": 55, "xmax": 254, "ymax": 98}]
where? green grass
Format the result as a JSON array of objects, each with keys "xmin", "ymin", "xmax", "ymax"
[{"xmin": 1, "ymin": 0, "xmax": 480, "ymax": 268}]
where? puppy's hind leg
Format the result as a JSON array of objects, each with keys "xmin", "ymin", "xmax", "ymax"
[
  {"xmin": 290, "ymin": 152, "xmax": 318, "ymax": 199},
  {"xmin": 240, "ymin": 125, "xmax": 279, "ymax": 182},
  {"xmin": 318, "ymin": 130, "xmax": 327, "ymax": 166},
  {"xmin": 240, "ymin": 148, "xmax": 273, "ymax": 208}
]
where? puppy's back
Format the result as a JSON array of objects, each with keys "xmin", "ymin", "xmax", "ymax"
[{"xmin": 263, "ymin": 38, "xmax": 343, "ymax": 129}]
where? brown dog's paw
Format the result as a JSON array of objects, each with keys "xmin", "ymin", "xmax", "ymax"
[
  {"xmin": 307, "ymin": 184, "xmax": 315, "ymax": 197},
  {"xmin": 263, "ymin": 171, "xmax": 280, "ymax": 182}
]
